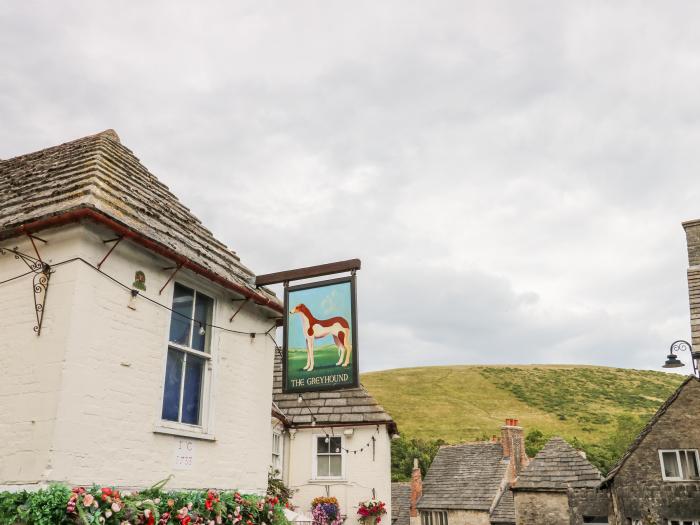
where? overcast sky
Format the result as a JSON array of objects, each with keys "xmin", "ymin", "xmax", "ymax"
[{"xmin": 2, "ymin": 2, "xmax": 699, "ymax": 373}]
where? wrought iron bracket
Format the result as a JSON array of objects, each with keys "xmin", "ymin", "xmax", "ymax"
[
  {"xmin": 1, "ymin": 247, "xmax": 51, "ymax": 336},
  {"xmin": 33, "ymin": 265, "xmax": 51, "ymax": 335}
]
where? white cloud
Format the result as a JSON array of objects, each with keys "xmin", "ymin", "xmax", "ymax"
[{"xmin": 1, "ymin": 1, "xmax": 697, "ymax": 373}]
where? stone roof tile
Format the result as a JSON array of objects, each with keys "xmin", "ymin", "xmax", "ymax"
[
  {"xmin": 272, "ymin": 354, "xmax": 396, "ymax": 430},
  {"xmin": 391, "ymin": 483, "xmax": 411, "ymax": 525},
  {"xmin": 513, "ymin": 437, "xmax": 602, "ymax": 492},
  {"xmin": 489, "ymin": 489, "xmax": 515, "ymax": 524},
  {"xmin": 0, "ymin": 130, "xmax": 279, "ymax": 308},
  {"xmin": 417, "ymin": 442, "xmax": 507, "ymax": 511}
]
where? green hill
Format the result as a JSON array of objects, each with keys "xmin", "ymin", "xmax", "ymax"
[{"xmin": 361, "ymin": 364, "xmax": 684, "ymax": 472}]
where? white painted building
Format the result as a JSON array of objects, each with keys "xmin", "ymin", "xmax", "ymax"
[
  {"xmin": 272, "ymin": 356, "xmax": 398, "ymax": 525},
  {"xmin": 0, "ymin": 130, "xmax": 283, "ymax": 493}
]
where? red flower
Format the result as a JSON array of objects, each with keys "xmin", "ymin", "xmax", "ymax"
[
  {"xmin": 180, "ymin": 517, "xmax": 191, "ymax": 525},
  {"xmin": 205, "ymin": 499, "xmax": 213, "ymax": 510}
]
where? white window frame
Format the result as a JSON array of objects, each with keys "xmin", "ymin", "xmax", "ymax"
[
  {"xmin": 659, "ymin": 449, "xmax": 700, "ymax": 481},
  {"xmin": 312, "ymin": 434, "xmax": 345, "ymax": 480},
  {"xmin": 668, "ymin": 520, "xmax": 700, "ymax": 525},
  {"xmin": 272, "ymin": 430, "xmax": 283, "ymax": 475},
  {"xmin": 420, "ymin": 511, "xmax": 448, "ymax": 525},
  {"xmin": 156, "ymin": 281, "xmax": 216, "ymax": 437}
]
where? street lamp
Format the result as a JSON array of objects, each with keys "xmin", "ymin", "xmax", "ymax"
[{"xmin": 662, "ymin": 340, "xmax": 700, "ymax": 377}]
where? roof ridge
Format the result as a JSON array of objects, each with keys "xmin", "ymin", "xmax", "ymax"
[{"xmin": 1, "ymin": 129, "xmax": 119, "ymax": 164}]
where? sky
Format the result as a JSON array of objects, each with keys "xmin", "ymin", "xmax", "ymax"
[{"xmin": 1, "ymin": 2, "xmax": 699, "ymax": 373}]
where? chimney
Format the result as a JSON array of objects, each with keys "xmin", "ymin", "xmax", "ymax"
[
  {"xmin": 501, "ymin": 418, "xmax": 529, "ymax": 482},
  {"xmin": 683, "ymin": 220, "xmax": 700, "ymax": 350},
  {"xmin": 409, "ymin": 458, "xmax": 422, "ymax": 519}
]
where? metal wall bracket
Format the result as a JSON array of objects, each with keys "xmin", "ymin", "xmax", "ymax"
[
  {"xmin": 1, "ymin": 248, "xmax": 51, "ymax": 336},
  {"xmin": 33, "ymin": 266, "xmax": 51, "ymax": 335},
  {"xmin": 97, "ymin": 236, "xmax": 123, "ymax": 269}
]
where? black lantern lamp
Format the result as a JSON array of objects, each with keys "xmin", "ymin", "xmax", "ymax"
[{"xmin": 662, "ymin": 340, "xmax": 699, "ymax": 377}]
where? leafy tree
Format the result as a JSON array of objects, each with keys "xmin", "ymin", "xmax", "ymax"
[
  {"xmin": 391, "ymin": 436, "xmax": 445, "ymax": 482},
  {"xmin": 524, "ymin": 429, "xmax": 550, "ymax": 457}
]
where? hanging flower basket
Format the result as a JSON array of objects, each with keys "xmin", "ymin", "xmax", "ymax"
[
  {"xmin": 311, "ymin": 496, "xmax": 343, "ymax": 525},
  {"xmin": 357, "ymin": 499, "xmax": 386, "ymax": 525}
]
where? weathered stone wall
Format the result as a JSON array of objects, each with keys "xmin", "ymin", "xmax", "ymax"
[
  {"xmin": 514, "ymin": 491, "xmax": 569, "ymax": 525},
  {"xmin": 610, "ymin": 379, "xmax": 700, "ymax": 524},
  {"xmin": 568, "ymin": 487, "xmax": 611, "ymax": 524},
  {"xmin": 445, "ymin": 509, "xmax": 491, "ymax": 525}
]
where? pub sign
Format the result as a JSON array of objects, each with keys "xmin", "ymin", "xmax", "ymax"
[{"xmin": 283, "ymin": 276, "xmax": 359, "ymax": 393}]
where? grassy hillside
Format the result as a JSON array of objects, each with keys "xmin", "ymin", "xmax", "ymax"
[{"xmin": 361, "ymin": 365, "xmax": 684, "ymax": 446}]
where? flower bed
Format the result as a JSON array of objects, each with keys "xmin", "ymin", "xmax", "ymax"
[{"xmin": 0, "ymin": 483, "xmax": 289, "ymax": 525}]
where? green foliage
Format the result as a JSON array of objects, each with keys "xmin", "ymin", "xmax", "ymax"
[
  {"xmin": 524, "ymin": 429, "xmax": 548, "ymax": 457},
  {"xmin": 0, "ymin": 485, "xmax": 72, "ymax": 525},
  {"xmin": 479, "ymin": 367, "xmax": 673, "ymax": 429},
  {"xmin": 268, "ymin": 467, "xmax": 295, "ymax": 507},
  {"xmin": 0, "ymin": 484, "xmax": 289, "ymax": 525},
  {"xmin": 391, "ymin": 435, "xmax": 445, "ymax": 482},
  {"xmin": 362, "ymin": 364, "xmax": 682, "ymax": 447}
]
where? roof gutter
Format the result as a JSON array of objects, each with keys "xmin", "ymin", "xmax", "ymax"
[{"xmin": 1, "ymin": 206, "xmax": 284, "ymax": 315}]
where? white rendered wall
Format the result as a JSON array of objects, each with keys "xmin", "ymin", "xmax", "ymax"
[
  {"xmin": 0, "ymin": 222, "xmax": 277, "ymax": 493},
  {"xmin": 285, "ymin": 425, "xmax": 392, "ymax": 525}
]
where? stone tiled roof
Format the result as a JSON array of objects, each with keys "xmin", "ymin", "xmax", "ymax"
[
  {"xmin": 513, "ymin": 437, "xmax": 602, "ymax": 492},
  {"xmin": 391, "ymin": 482, "xmax": 411, "ymax": 525},
  {"xmin": 489, "ymin": 489, "xmax": 515, "ymax": 524},
  {"xmin": 418, "ymin": 442, "xmax": 507, "ymax": 511},
  {"xmin": 602, "ymin": 375, "xmax": 698, "ymax": 485},
  {"xmin": 272, "ymin": 354, "xmax": 396, "ymax": 431},
  {"xmin": 0, "ymin": 130, "xmax": 279, "ymax": 309}
]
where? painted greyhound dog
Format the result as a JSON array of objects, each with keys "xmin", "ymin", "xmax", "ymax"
[{"xmin": 289, "ymin": 303, "xmax": 352, "ymax": 372}]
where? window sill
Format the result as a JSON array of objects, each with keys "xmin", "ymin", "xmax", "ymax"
[
  {"xmin": 153, "ymin": 424, "xmax": 216, "ymax": 441},
  {"xmin": 308, "ymin": 479, "xmax": 347, "ymax": 484}
]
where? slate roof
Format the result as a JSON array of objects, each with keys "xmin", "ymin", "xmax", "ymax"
[
  {"xmin": 489, "ymin": 489, "xmax": 515, "ymax": 524},
  {"xmin": 272, "ymin": 354, "xmax": 396, "ymax": 431},
  {"xmin": 391, "ymin": 482, "xmax": 411, "ymax": 525},
  {"xmin": 417, "ymin": 442, "xmax": 508, "ymax": 511},
  {"xmin": 602, "ymin": 375, "xmax": 698, "ymax": 485},
  {"xmin": 513, "ymin": 437, "xmax": 602, "ymax": 492},
  {"xmin": 0, "ymin": 130, "xmax": 279, "ymax": 311}
]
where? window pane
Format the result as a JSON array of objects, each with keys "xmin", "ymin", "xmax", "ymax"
[
  {"xmin": 162, "ymin": 349, "xmax": 183, "ymax": 421},
  {"xmin": 329, "ymin": 454, "xmax": 342, "ymax": 477},
  {"xmin": 170, "ymin": 284, "xmax": 194, "ymax": 345},
  {"xmin": 330, "ymin": 437, "xmax": 342, "ymax": 453},
  {"xmin": 317, "ymin": 437, "xmax": 329, "ymax": 453},
  {"xmin": 687, "ymin": 451, "xmax": 700, "ymax": 478},
  {"xmin": 192, "ymin": 292, "xmax": 213, "ymax": 351},
  {"xmin": 317, "ymin": 455, "xmax": 330, "ymax": 477},
  {"xmin": 181, "ymin": 354, "xmax": 204, "ymax": 425},
  {"xmin": 663, "ymin": 451, "xmax": 680, "ymax": 478}
]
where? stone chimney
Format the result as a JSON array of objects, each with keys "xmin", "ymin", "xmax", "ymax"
[
  {"xmin": 501, "ymin": 418, "xmax": 529, "ymax": 482},
  {"xmin": 409, "ymin": 458, "xmax": 422, "ymax": 524},
  {"xmin": 683, "ymin": 220, "xmax": 700, "ymax": 350}
]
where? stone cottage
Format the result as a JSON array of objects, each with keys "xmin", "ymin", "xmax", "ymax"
[
  {"xmin": 416, "ymin": 419, "xmax": 529, "ymax": 525},
  {"xmin": 601, "ymin": 375, "xmax": 700, "ymax": 525},
  {"xmin": 271, "ymin": 355, "xmax": 398, "ymax": 525},
  {"xmin": 511, "ymin": 437, "xmax": 609, "ymax": 524},
  {"xmin": 0, "ymin": 130, "xmax": 282, "ymax": 492}
]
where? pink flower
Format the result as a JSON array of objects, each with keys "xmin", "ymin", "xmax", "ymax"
[{"xmin": 83, "ymin": 494, "xmax": 95, "ymax": 507}]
